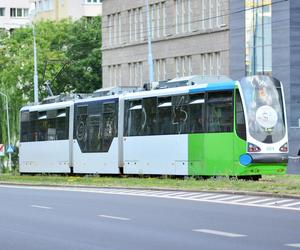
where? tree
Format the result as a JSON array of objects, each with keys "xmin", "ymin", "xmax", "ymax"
[
  {"xmin": 55, "ymin": 16, "xmax": 102, "ymax": 94},
  {"xmin": 0, "ymin": 17, "xmax": 102, "ymax": 164}
]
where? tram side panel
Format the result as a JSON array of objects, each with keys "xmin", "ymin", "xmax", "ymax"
[
  {"xmin": 72, "ymin": 98, "xmax": 120, "ymax": 174},
  {"xmin": 19, "ymin": 141, "xmax": 70, "ymax": 173},
  {"xmin": 124, "ymin": 135, "xmax": 189, "ymax": 175},
  {"xmin": 19, "ymin": 106, "xmax": 71, "ymax": 173}
]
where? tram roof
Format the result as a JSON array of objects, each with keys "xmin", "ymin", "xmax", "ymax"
[
  {"xmin": 20, "ymin": 100, "xmax": 74, "ymax": 112},
  {"xmin": 20, "ymin": 76, "xmax": 237, "ymax": 110},
  {"xmin": 123, "ymin": 80, "xmax": 236, "ymax": 99}
]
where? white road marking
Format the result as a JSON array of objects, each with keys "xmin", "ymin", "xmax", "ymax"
[
  {"xmin": 286, "ymin": 243, "xmax": 300, "ymax": 248},
  {"xmin": 217, "ymin": 195, "xmax": 243, "ymax": 201},
  {"xmin": 1, "ymin": 185, "xmax": 300, "ymax": 212},
  {"xmin": 31, "ymin": 205, "xmax": 52, "ymax": 210},
  {"xmin": 201, "ymin": 194, "xmax": 230, "ymax": 200},
  {"xmin": 264, "ymin": 199, "xmax": 293, "ymax": 206},
  {"xmin": 231, "ymin": 197, "xmax": 258, "ymax": 203},
  {"xmin": 193, "ymin": 229, "xmax": 246, "ymax": 238},
  {"xmin": 282, "ymin": 202, "xmax": 300, "ymax": 207},
  {"xmin": 248, "ymin": 198, "xmax": 275, "ymax": 204},
  {"xmin": 165, "ymin": 192, "xmax": 197, "ymax": 197},
  {"xmin": 184, "ymin": 193, "xmax": 224, "ymax": 199},
  {"xmin": 166, "ymin": 192, "xmax": 197, "ymax": 197},
  {"xmin": 98, "ymin": 215, "xmax": 130, "ymax": 221}
]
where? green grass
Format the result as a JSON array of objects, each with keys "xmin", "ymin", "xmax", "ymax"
[{"xmin": 1, "ymin": 174, "xmax": 300, "ymax": 196}]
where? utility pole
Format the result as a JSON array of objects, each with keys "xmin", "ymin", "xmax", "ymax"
[
  {"xmin": 33, "ymin": 22, "xmax": 39, "ymax": 104},
  {"xmin": 0, "ymin": 91, "xmax": 11, "ymax": 170},
  {"xmin": 30, "ymin": 3, "xmax": 39, "ymax": 104},
  {"xmin": 146, "ymin": 0, "xmax": 154, "ymax": 84}
]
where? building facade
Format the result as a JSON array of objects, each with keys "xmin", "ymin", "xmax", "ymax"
[
  {"xmin": 102, "ymin": 0, "xmax": 230, "ymax": 87},
  {"xmin": 0, "ymin": 0, "xmax": 32, "ymax": 31},
  {"xmin": 33, "ymin": 0, "xmax": 102, "ymax": 21},
  {"xmin": 102, "ymin": 0, "xmax": 300, "ymax": 161}
]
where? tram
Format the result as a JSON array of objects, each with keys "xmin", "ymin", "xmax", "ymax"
[{"xmin": 19, "ymin": 75, "xmax": 288, "ymax": 178}]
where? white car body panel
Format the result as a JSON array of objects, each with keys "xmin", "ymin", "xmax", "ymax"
[
  {"xmin": 123, "ymin": 135, "xmax": 188, "ymax": 175},
  {"xmin": 72, "ymin": 138, "xmax": 119, "ymax": 174},
  {"xmin": 19, "ymin": 140, "xmax": 70, "ymax": 173}
]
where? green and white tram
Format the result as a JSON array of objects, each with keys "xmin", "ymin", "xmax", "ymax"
[
  {"xmin": 19, "ymin": 75, "xmax": 288, "ymax": 178},
  {"xmin": 122, "ymin": 75, "xmax": 288, "ymax": 178}
]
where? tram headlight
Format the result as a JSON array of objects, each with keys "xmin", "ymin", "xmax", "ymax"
[
  {"xmin": 279, "ymin": 143, "xmax": 288, "ymax": 152},
  {"xmin": 248, "ymin": 143, "xmax": 261, "ymax": 152}
]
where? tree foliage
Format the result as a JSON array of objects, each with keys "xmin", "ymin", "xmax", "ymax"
[{"xmin": 0, "ymin": 17, "xmax": 102, "ymax": 159}]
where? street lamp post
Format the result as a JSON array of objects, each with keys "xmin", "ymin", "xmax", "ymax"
[
  {"xmin": 0, "ymin": 91, "xmax": 11, "ymax": 170},
  {"xmin": 30, "ymin": 3, "xmax": 39, "ymax": 105},
  {"xmin": 146, "ymin": 0, "xmax": 154, "ymax": 84},
  {"xmin": 33, "ymin": 23, "xmax": 39, "ymax": 105}
]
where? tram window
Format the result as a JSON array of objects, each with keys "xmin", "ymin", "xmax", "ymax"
[
  {"xmin": 21, "ymin": 111, "xmax": 30, "ymax": 122},
  {"xmin": 101, "ymin": 102, "xmax": 117, "ymax": 152},
  {"xmin": 172, "ymin": 95, "xmax": 189, "ymax": 134},
  {"xmin": 125, "ymin": 100, "xmax": 142, "ymax": 136},
  {"xmin": 189, "ymin": 93, "xmax": 205, "ymax": 133},
  {"xmin": 21, "ymin": 108, "xmax": 69, "ymax": 142},
  {"xmin": 29, "ymin": 111, "xmax": 39, "ymax": 141},
  {"xmin": 207, "ymin": 91, "xmax": 233, "ymax": 133},
  {"xmin": 157, "ymin": 97, "xmax": 172, "ymax": 135},
  {"xmin": 46, "ymin": 111, "xmax": 56, "ymax": 141},
  {"xmin": 20, "ymin": 111, "xmax": 30, "ymax": 142},
  {"xmin": 235, "ymin": 90, "xmax": 246, "ymax": 140},
  {"xmin": 141, "ymin": 97, "xmax": 158, "ymax": 135},
  {"xmin": 56, "ymin": 109, "xmax": 69, "ymax": 140},
  {"xmin": 75, "ymin": 105, "xmax": 88, "ymax": 152},
  {"xmin": 75, "ymin": 101, "xmax": 118, "ymax": 153},
  {"xmin": 87, "ymin": 102, "xmax": 102, "ymax": 152}
]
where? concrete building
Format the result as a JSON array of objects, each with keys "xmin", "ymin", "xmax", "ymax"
[
  {"xmin": 102, "ymin": 0, "xmax": 300, "ymax": 161},
  {"xmin": 0, "ymin": 0, "xmax": 32, "ymax": 31},
  {"xmin": 102, "ymin": 0, "xmax": 229, "ymax": 88},
  {"xmin": 33, "ymin": 0, "xmax": 102, "ymax": 21}
]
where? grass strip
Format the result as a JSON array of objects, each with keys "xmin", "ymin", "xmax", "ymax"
[{"xmin": 0, "ymin": 174, "xmax": 300, "ymax": 196}]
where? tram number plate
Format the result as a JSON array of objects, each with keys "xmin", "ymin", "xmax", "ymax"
[{"xmin": 266, "ymin": 146, "xmax": 274, "ymax": 152}]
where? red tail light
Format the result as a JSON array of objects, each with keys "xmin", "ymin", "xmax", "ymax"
[
  {"xmin": 248, "ymin": 143, "xmax": 261, "ymax": 152},
  {"xmin": 279, "ymin": 143, "xmax": 288, "ymax": 152}
]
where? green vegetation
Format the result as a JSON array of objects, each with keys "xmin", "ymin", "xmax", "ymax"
[
  {"xmin": 0, "ymin": 17, "xmax": 102, "ymax": 166},
  {"xmin": 0, "ymin": 174, "xmax": 300, "ymax": 197}
]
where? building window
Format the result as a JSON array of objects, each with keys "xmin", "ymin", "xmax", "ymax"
[
  {"xmin": 128, "ymin": 8, "xmax": 143, "ymax": 43},
  {"xmin": 200, "ymin": 52, "xmax": 221, "ymax": 75},
  {"xmin": 154, "ymin": 59, "xmax": 166, "ymax": 81},
  {"xmin": 10, "ymin": 8, "xmax": 29, "ymax": 17},
  {"xmin": 175, "ymin": 0, "xmax": 192, "ymax": 34},
  {"xmin": 149, "ymin": 2, "xmax": 166, "ymax": 39},
  {"xmin": 129, "ymin": 62, "xmax": 143, "ymax": 86},
  {"xmin": 245, "ymin": 0, "xmax": 272, "ymax": 76},
  {"xmin": 108, "ymin": 12, "xmax": 122, "ymax": 46},
  {"xmin": 38, "ymin": 0, "xmax": 54, "ymax": 11},
  {"xmin": 200, "ymin": 0, "xmax": 226, "ymax": 30},
  {"xmin": 108, "ymin": 64, "xmax": 121, "ymax": 87},
  {"xmin": 108, "ymin": 15, "xmax": 112, "ymax": 46},
  {"xmin": 175, "ymin": 56, "xmax": 192, "ymax": 77},
  {"xmin": 0, "ymin": 8, "xmax": 5, "ymax": 16}
]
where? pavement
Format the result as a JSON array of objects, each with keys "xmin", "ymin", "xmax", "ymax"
[{"xmin": 0, "ymin": 184, "xmax": 300, "ymax": 250}]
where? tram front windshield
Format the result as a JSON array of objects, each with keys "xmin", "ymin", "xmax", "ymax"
[{"xmin": 240, "ymin": 75, "xmax": 286, "ymax": 144}]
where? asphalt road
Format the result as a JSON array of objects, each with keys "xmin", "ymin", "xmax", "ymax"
[{"xmin": 0, "ymin": 185, "xmax": 300, "ymax": 250}]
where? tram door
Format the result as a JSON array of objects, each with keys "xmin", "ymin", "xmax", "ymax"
[{"xmin": 203, "ymin": 91, "xmax": 234, "ymax": 176}]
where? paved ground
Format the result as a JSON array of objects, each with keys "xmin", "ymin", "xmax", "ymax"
[{"xmin": 0, "ymin": 185, "xmax": 300, "ymax": 250}]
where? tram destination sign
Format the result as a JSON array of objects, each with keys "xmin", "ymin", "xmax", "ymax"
[{"xmin": 0, "ymin": 144, "xmax": 4, "ymax": 157}]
